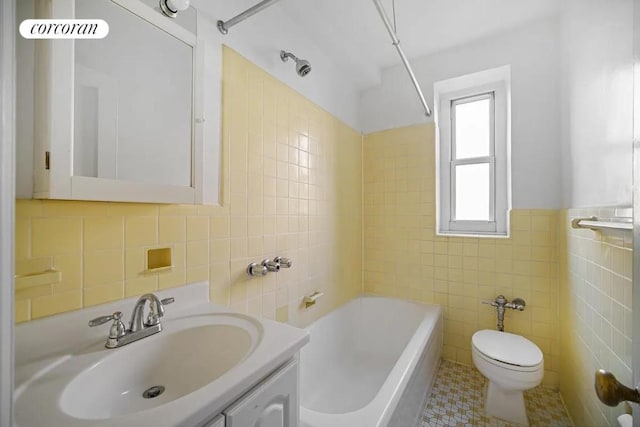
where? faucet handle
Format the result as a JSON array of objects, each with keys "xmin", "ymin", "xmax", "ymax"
[
  {"xmin": 274, "ymin": 257, "xmax": 292, "ymax": 268},
  {"xmin": 89, "ymin": 311, "xmax": 123, "ymax": 327},
  {"xmin": 262, "ymin": 259, "xmax": 280, "ymax": 272},
  {"xmin": 145, "ymin": 296, "xmax": 174, "ymax": 326},
  {"xmin": 247, "ymin": 262, "xmax": 268, "ymax": 277},
  {"xmin": 481, "ymin": 300, "xmax": 498, "ymax": 307},
  {"xmin": 89, "ymin": 311, "xmax": 126, "ymax": 348}
]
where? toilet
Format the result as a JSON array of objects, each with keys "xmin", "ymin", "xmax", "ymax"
[{"xmin": 471, "ymin": 329, "xmax": 544, "ymax": 426}]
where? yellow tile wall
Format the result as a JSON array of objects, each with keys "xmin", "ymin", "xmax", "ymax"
[
  {"xmin": 14, "ymin": 46, "xmax": 363, "ymax": 327},
  {"xmin": 362, "ymin": 124, "xmax": 561, "ymax": 387},
  {"xmin": 559, "ymin": 208, "xmax": 632, "ymax": 426}
]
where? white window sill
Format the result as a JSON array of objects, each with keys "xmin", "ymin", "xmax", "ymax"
[{"xmin": 436, "ymin": 230, "xmax": 510, "ymax": 239}]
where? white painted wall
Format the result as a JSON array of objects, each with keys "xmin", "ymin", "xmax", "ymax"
[
  {"xmin": 19, "ymin": 0, "xmax": 631, "ymax": 209},
  {"xmin": 192, "ymin": 0, "xmax": 361, "ymax": 131},
  {"xmin": 560, "ymin": 0, "xmax": 634, "ymax": 208},
  {"xmin": 360, "ymin": 18, "xmax": 563, "ymax": 209}
]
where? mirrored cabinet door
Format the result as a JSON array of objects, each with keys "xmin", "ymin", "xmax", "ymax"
[
  {"xmin": 74, "ymin": 0, "xmax": 193, "ymax": 188},
  {"xmin": 31, "ymin": 0, "xmax": 221, "ymax": 205}
]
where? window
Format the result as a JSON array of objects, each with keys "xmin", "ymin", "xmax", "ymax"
[{"xmin": 435, "ymin": 66, "xmax": 511, "ymax": 236}]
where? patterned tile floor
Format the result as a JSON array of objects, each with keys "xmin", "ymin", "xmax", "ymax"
[{"xmin": 422, "ymin": 360, "xmax": 572, "ymax": 427}]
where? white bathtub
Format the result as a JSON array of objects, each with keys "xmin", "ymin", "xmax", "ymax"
[{"xmin": 300, "ymin": 295, "xmax": 443, "ymax": 427}]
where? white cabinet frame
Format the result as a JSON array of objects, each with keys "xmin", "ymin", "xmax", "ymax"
[{"xmin": 34, "ymin": 0, "xmax": 220, "ymax": 205}]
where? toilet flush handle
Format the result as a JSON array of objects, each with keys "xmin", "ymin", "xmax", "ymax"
[{"xmin": 505, "ymin": 298, "xmax": 526, "ymax": 311}]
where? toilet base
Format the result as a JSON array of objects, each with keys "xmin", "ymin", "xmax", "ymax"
[{"xmin": 484, "ymin": 381, "xmax": 529, "ymax": 426}]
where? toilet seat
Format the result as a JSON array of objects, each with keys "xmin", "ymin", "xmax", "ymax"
[{"xmin": 472, "ymin": 330, "xmax": 543, "ymax": 372}]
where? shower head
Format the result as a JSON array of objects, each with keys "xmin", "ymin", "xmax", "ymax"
[
  {"xmin": 280, "ymin": 50, "xmax": 312, "ymax": 77},
  {"xmin": 295, "ymin": 59, "xmax": 312, "ymax": 77}
]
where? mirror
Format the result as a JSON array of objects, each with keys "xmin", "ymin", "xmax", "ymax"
[
  {"xmin": 73, "ymin": 0, "xmax": 193, "ymax": 187},
  {"xmin": 23, "ymin": 0, "xmax": 221, "ymax": 205}
]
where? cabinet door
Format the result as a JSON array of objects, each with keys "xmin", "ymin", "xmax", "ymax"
[
  {"xmin": 202, "ymin": 414, "xmax": 225, "ymax": 427},
  {"xmin": 224, "ymin": 358, "xmax": 298, "ymax": 427},
  {"xmin": 30, "ymin": 0, "xmax": 221, "ymax": 205}
]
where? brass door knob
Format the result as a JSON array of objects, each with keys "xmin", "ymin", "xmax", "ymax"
[{"xmin": 595, "ymin": 369, "xmax": 640, "ymax": 406}]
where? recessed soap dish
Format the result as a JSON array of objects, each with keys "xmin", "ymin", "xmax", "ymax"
[{"xmin": 145, "ymin": 247, "xmax": 173, "ymax": 274}]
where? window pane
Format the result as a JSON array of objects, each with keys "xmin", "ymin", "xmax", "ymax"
[
  {"xmin": 455, "ymin": 163, "xmax": 490, "ymax": 221},
  {"xmin": 455, "ymin": 97, "xmax": 491, "ymax": 159}
]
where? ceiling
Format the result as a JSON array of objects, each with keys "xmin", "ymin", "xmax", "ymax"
[
  {"xmin": 277, "ymin": 0, "xmax": 561, "ymax": 89},
  {"xmin": 197, "ymin": 0, "xmax": 562, "ymax": 100}
]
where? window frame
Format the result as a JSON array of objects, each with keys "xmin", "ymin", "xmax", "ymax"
[
  {"xmin": 435, "ymin": 66, "xmax": 511, "ymax": 237},
  {"xmin": 450, "ymin": 92, "xmax": 495, "ymax": 225}
]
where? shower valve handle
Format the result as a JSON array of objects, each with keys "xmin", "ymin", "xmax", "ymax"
[
  {"xmin": 247, "ymin": 262, "xmax": 268, "ymax": 277},
  {"xmin": 274, "ymin": 257, "xmax": 292, "ymax": 268},
  {"xmin": 262, "ymin": 259, "xmax": 280, "ymax": 272}
]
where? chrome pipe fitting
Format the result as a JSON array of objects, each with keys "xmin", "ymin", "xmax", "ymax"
[
  {"xmin": 274, "ymin": 256, "xmax": 292, "ymax": 268},
  {"xmin": 247, "ymin": 258, "xmax": 291, "ymax": 277},
  {"xmin": 262, "ymin": 259, "xmax": 280, "ymax": 272},
  {"xmin": 481, "ymin": 295, "xmax": 526, "ymax": 332},
  {"xmin": 217, "ymin": 0, "xmax": 283, "ymax": 35},
  {"xmin": 247, "ymin": 262, "xmax": 268, "ymax": 277},
  {"xmin": 505, "ymin": 297, "xmax": 526, "ymax": 311}
]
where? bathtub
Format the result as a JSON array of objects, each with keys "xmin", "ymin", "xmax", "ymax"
[{"xmin": 300, "ymin": 295, "xmax": 443, "ymax": 427}]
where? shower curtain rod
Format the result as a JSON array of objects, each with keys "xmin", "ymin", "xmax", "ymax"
[
  {"xmin": 372, "ymin": 0, "xmax": 432, "ymax": 117},
  {"xmin": 217, "ymin": 0, "xmax": 283, "ymax": 34},
  {"xmin": 217, "ymin": 0, "xmax": 432, "ymax": 117}
]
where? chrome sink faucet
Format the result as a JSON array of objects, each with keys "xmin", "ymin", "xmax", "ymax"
[
  {"xmin": 130, "ymin": 293, "xmax": 167, "ymax": 332},
  {"xmin": 89, "ymin": 293, "xmax": 174, "ymax": 349}
]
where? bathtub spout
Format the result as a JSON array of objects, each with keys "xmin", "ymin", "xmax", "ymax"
[{"xmin": 303, "ymin": 291, "xmax": 324, "ymax": 308}]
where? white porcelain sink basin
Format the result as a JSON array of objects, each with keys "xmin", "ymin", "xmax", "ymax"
[
  {"xmin": 16, "ymin": 312, "xmax": 263, "ymax": 425},
  {"xmin": 15, "ymin": 283, "xmax": 309, "ymax": 427},
  {"xmin": 60, "ymin": 315, "xmax": 260, "ymax": 420}
]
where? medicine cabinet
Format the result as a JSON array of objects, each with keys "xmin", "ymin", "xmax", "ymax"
[{"xmin": 32, "ymin": 0, "xmax": 221, "ymax": 204}]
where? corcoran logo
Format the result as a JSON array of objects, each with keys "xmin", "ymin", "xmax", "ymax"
[{"xmin": 19, "ymin": 19, "xmax": 109, "ymax": 39}]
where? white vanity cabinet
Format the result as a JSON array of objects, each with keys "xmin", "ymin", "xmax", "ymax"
[
  {"xmin": 203, "ymin": 415, "xmax": 225, "ymax": 427},
  {"xmin": 224, "ymin": 358, "xmax": 299, "ymax": 427},
  {"xmin": 202, "ymin": 357, "xmax": 299, "ymax": 427}
]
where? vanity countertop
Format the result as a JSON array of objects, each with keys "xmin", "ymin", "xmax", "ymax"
[{"xmin": 14, "ymin": 282, "xmax": 309, "ymax": 427}]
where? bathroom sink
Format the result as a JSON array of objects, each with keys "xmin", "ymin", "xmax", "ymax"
[
  {"xmin": 60, "ymin": 315, "xmax": 260, "ymax": 420},
  {"xmin": 16, "ymin": 312, "xmax": 263, "ymax": 424},
  {"xmin": 14, "ymin": 283, "xmax": 309, "ymax": 427}
]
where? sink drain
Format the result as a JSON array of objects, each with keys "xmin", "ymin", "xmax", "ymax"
[{"xmin": 142, "ymin": 385, "xmax": 165, "ymax": 399}]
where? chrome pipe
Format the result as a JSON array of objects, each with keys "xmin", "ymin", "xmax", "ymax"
[
  {"xmin": 372, "ymin": 0, "xmax": 432, "ymax": 117},
  {"xmin": 482, "ymin": 295, "xmax": 526, "ymax": 332},
  {"xmin": 217, "ymin": 0, "xmax": 283, "ymax": 34}
]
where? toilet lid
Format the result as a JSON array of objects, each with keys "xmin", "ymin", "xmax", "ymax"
[{"xmin": 472, "ymin": 329, "xmax": 543, "ymax": 367}]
